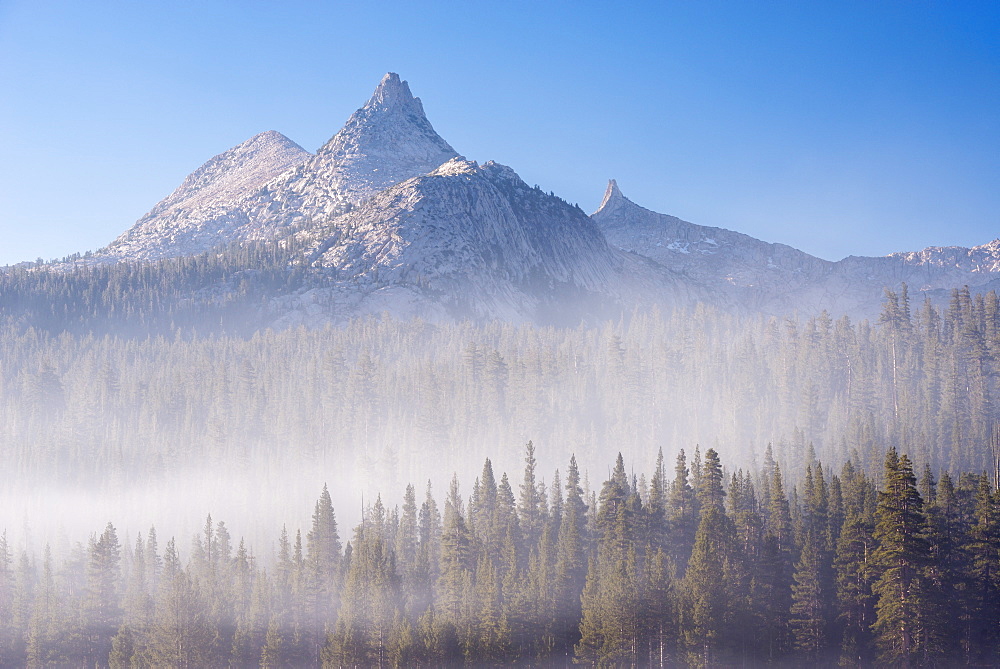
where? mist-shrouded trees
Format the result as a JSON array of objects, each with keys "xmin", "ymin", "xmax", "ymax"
[
  {"xmin": 8, "ymin": 249, "xmax": 1000, "ymax": 667},
  {"xmin": 5, "ymin": 285, "xmax": 1000, "ymax": 518},
  {"xmin": 6, "ymin": 446, "xmax": 1000, "ymax": 665}
]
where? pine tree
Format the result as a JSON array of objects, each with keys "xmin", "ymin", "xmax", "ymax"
[
  {"xmin": 470, "ymin": 458, "xmax": 498, "ymax": 549},
  {"xmin": 871, "ymin": 448, "xmax": 931, "ymax": 666},
  {"xmin": 395, "ymin": 483, "xmax": 419, "ymax": 582},
  {"xmin": 518, "ymin": 441, "xmax": 543, "ymax": 551},
  {"xmin": 577, "ymin": 456, "xmax": 643, "ymax": 665},
  {"xmin": 647, "ymin": 447, "xmax": 668, "ymax": 554},
  {"xmin": 145, "ymin": 527, "xmax": 161, "ymax": 596},
  {"xmin": 121, "ymin": 534, "xmax": 152, "ymax": 663},
  {"xmin": 84, "ymin": 522, "xmax": 122, "ymax": 666},
  {"xmin": 644, "ymin": 547, "xmax": 675, "ymax": 667},
  {"xmin": 149, "ymin": 538, "xmax": 209, "ymax": 667},
  {"xmin": 789, "ymin": 465, "xmax": 834, "ymax": 660},
  {"xmin": 231, "ymin": 559, "xmax": 269, "ymax": 667},
  {"xmin": 108, "ymin": 624, "xmax": 136, "ymax": 669},
  {"xmin": 304, "ymin": 484, "xmax": 342, "ymax": 661},
  {"xmin": 438, "ymin": 475, "xmax": 473, "ymax": 632},
  {"xmin": 26, "ymin": 546, "xmax": 61, "ymax": 666},
  {"xmin": 966, "ymin": 473, "xmax": 1000, "ymax": 664},
  {"xmin": 414, "ymin": 480, "xmax": 442, "ymax": 617},
  {"xmin": 681, "ymin": 448, "xmax": 736, "ymax": 667},
  {"xmin": 834, "ymin": 460, "xmax": 876, "ymax": 666},
  {"xmin": 553, "ymin": 455, "xmax": 588, "ymax": 657},
  {"xmin": 576, "ymin": 544, "xmax": 641, "ymax": 666},
  {"xmin": 326, "ymin": 497, "xmax": 401, "ymax": 667},
  {"xmin": 668, "ymin": 448, "xmax": 698, "ymax": 574},
  {"xmin": 596, "ymin": 453, "xmax": 632, "ymax": 548},
  {"xmin": 471, "ymin": 555, "xmax": 512, "ymax": 663},
  {"xmin": 914, "ymin": 465, "xmax": 952, "ymax": 663},
  {"xmin": 260, "ymin": 617, "xmax": 283, "ymax": 668},
  {"xmin": 757, "ymin": 457, "xmax": 794, "ymax": 658},
  {"xmin": 494, "ymin": 472, "xmax": 521, "ymax": 575}
]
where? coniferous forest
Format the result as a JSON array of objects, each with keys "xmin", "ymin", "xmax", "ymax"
[
  {"xmin": 4, "ymin": 276, "xmax": 1000, "ymax": 491},
  {"xmin": 4, "ymin": 250, "xmax": 1000, "ymax": 666},
  {"xmin": 3, "ymin": 443, "xmax": 1000, "ymax": 667}
]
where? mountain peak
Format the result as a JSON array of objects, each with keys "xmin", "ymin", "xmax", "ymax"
[
  {"xmin": 102, "ymin": 130, "xmax": 311, "ymax": 261},
  {"xmin": 366, "ymin": 72, "xmax": 421, "ymax": 113},
  {"xmin": 594, "ymin": 179, "xmax": 628, "ymax": 216},
  {"xmin": 243, "ymin": 130, "xmax": 309, "ymax": 155},
  {"xmin": 313, "ymin": 73, "xmax": 459, "ymax": 203}
]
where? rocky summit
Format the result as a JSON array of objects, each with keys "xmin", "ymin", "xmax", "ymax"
[{"xmin": 87, "ymin": 74, "xmax": 1000, "ymax": 324}]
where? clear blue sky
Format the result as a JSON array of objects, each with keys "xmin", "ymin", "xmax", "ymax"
[{"xmin": 1, "ymin": 1, "xmax": 997, "ymax": 266}]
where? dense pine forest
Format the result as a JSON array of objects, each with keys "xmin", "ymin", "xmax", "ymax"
[
  {"xmin": 5, "ymin": 253, "xmax": 1000, "ymax": 665},
  {"xmin": 3, "ymin": 443, "xmax": 1000, "ymax": 667},
  {"xmin": 3, "ymin": 277, "xmax": 998, "ymax": 492}
]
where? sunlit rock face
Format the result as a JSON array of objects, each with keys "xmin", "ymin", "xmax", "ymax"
[
  {"xmin": 104, "ymin": 130, "xmax": 311, "ymax": 261},
  {"xmin": 100, "ymin": 73, "xmax": 460, "ymax": 263},
  {"xmin": 286, "ymin": 158, "xmax": 705, "ymax": 324}
]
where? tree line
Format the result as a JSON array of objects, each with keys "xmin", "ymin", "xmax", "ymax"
[{"xmin": 3, "ymin": 442, "xmax": 1000, "ymax": 667}]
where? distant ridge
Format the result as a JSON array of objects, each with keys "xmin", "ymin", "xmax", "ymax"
[{"xmin": 595, "ymin": 179, "xmax": 1000, "ymax": 318}]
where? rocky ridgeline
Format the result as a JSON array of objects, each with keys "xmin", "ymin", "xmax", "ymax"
[{"xmin": 88, "ymin": 74, "xmax": 1000, "ymax": 323}]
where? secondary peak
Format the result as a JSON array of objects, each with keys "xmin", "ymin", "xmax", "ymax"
[{"xmin": 594, "ymin": 179, "xmax": 627, "ymax": 215}]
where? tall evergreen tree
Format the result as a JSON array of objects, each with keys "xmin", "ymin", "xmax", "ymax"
[
  {"xmin": 871, "ymin": 448, "xmax": 932, "ymax": 666},
  {"xmin": 84, "ymin": 522, "xmax": 122, "ymax": 666},
  {"xmin": 668, "ymin": 448, "xmax": 698, "ymax": 574},
  {"xmin": 325, "ymin": 497, "xmax": 402, "ymax": 668},
  {"xmin": 304, "ymin": 484, "xmax": 342, "ymax": 661},
  {"xmin": 149, "ymin": 538, "xmax": 209, "ymax": 667},
  {"xmin": 647, "ymin": 447, "xmax": 668, "ymax": 553},
  {"xmin": 834, "ymin": 460, "xmax": 876, "ymax": 666},
  {"xmin": 553, "ymin": 454, "xmax": 588, "ymax": 657},
  {"xmin": 682, "ymin": 448, "xmax": 737, "ymax": 667},
  {"xmin": 966, "ymin": 473, "xmax": 1000, "ymax": 664},
  {"xmin": 438, "ymin": 474, "xmax": 473, "ymax": 633},
  {"xmin": 789, "ymin": 465, "xmax": 834, "ymax": 660},
  {"xmin": 518, "ymin": 441, "xmax": 543, "ymax": 551},
  {"xmin": 577, "ymin": 456, "xmax": 643, "ymax": 665}
]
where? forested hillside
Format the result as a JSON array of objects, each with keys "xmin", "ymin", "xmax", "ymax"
[
  {"xmin": 5, "ymin": 251, "xmax": 1000, "ymax": 666},
  {"xmin": 0, "ymin": 243, "xmax": 315, "ymax": 336},
  {"xmin": 3, "ymin": 280, "xmax": 998, "ymax": 493},
  {"xmin": 3, "ymin": 445, "xmax": 1000, "ymax": 667}
]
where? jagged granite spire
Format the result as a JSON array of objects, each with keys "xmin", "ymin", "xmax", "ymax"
[
  {"xmin": 360, "ymin": 72, "xmax": 424, "ymax": 114},
  {"xmin": 315, "ymin": 73, "xmax": 459, "ymax": 202},
  {"xmin": 594, "ymin": 178, "xmax": 625, "ymax": 215}
]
